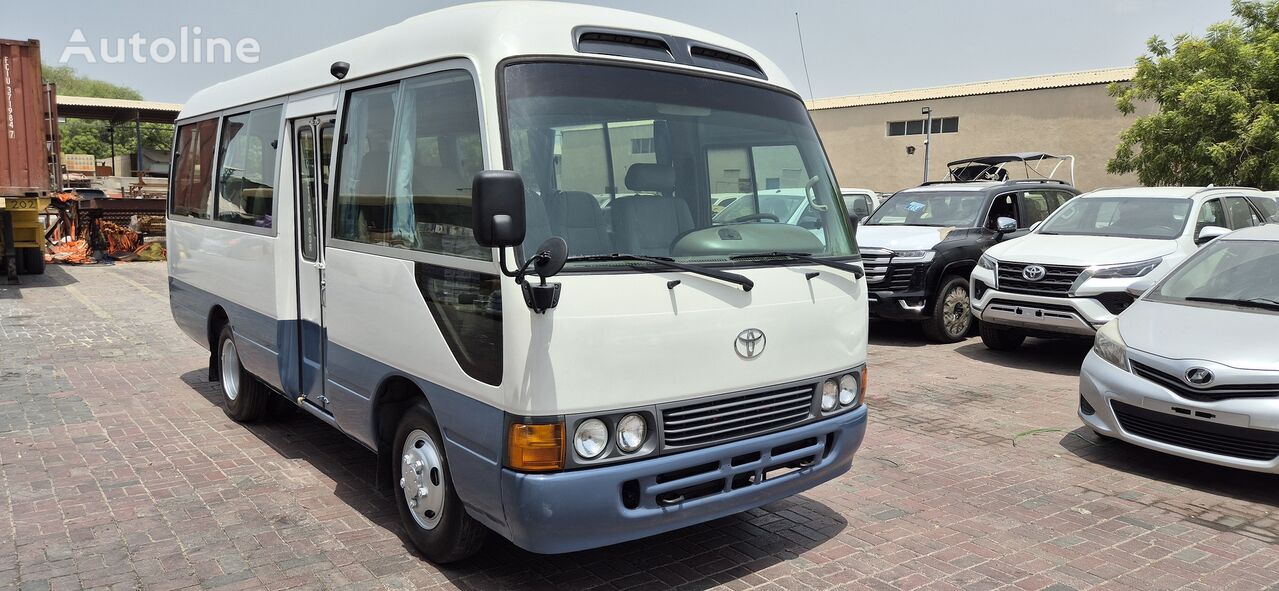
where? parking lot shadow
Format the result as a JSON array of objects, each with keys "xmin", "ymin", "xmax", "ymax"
[
  {"xmin": 1059, "ymin": 426, "xmax": 1279, "ymax": 511},
  {"xmin": 868, "ymin": 320, "xmax": 932, "ymax": 347},
  {"xmin": 179, "ymin": 370, "xmax": 848, "ymax": 586},
  {"xmin": 954, "ymin": 336, "xmax": 1090, "ymax": 376},
  {"xmin": 0, "ymin": 264, "xmax": 80, "ymax": 299}
]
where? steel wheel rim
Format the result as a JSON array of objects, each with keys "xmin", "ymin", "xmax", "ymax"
[
  {"xmin": 944, "ymin": 286, "xmax": 971, "ymax": 337},
  {"xmin": 220, "ymin": 338, "xmax": 240, "ymax": 402},
  {"xmin": 400, "ymin": 429, "xmax": 446, "ymax": 530}
]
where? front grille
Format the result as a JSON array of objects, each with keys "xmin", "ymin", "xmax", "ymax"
[
  {"xmin": 860, "ymin": 249, "xmax": 891, "ymax": 285},
  {"xmin": 1111, "ymin": 400, "xmax": 1279, "ymax": 461},
  {"xmin": 633, "ymin": 434, "xmax": 830, "ymax": 509},
  {"xmin": 1131, "ymin": 361, "xmax": 1279, "ymax": 402},
  {"xmin": 661, "ymin": 386, "xmax": 815, "ymax": 448},
  {"xmin": 996, "ymin": 261, "xmax": 1085, "ymax": 296},
  {"xmin": 1094, "ymin": 291, "xmax": 1136, "ymax": 315}
]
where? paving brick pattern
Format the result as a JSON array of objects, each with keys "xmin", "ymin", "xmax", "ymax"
[{"xmin": 2, "ymin": 263, "xmax": 1277, "ymax": 590}]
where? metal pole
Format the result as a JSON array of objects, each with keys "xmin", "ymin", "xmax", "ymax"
[
  {"xmin": 108, "ymin": 124, "xmax": 116, "ymax": 174},
  {"xmin": 921, "ymin": 106, "xmax": 933, "ymax": 183},
  {"xmin": 135, "ymin": 115, "xmax": 143, "ymax": 179}
]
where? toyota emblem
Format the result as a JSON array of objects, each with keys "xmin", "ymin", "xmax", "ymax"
[
  {"xmin": 735, "ymin": 329, "xmax": 766, "ymax": 359},
  {"xmin": 1022, "ymin": 265, "xmax": 1047, "ymax": 282},
  {"xmin": 1185, "ymin": 367, "xmax": 1214, "ymax": 386}
]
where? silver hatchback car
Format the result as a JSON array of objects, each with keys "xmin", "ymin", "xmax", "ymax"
[{"xmin": 1079, "ymin": 223, "xmax": 1279, "ymax": 472}]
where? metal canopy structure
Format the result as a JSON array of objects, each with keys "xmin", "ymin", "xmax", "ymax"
[{"xmin": 56, "ymin": 95, "xmax": 182, "ymax": 124}]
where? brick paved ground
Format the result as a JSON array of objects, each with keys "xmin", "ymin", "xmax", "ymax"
[{"xmin": 2, "ymin": 262, "xmax": 1277, "ymax": 591}]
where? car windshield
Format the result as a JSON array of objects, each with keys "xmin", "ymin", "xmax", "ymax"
[
  {"xmin": 503, "ymin": 62, "xmax": 856, "ymax": 268},
  {"xmin": 1039, "ymin": 197, "xmax": 1190, "ymax": 239},
  {"xmin": 865, "ymin": 191, "xmax": 985, "ymax": 227},
  {"xmin": 1150, "ymin": 238, "xmax": 1279, "ymax": 314}
]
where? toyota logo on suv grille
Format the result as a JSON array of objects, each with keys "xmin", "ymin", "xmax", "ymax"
[{"xmin": 1022, "ymin": 265, "xmax": 1047, "ymax": 281}]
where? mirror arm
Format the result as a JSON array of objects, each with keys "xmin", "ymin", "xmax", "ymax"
[{"xmin": 497, "ymin": 248, "xmax": 521, "ymax": 279}]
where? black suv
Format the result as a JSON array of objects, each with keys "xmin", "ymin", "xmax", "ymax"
[{"xmin": 857, "ymin": 174, "xmax": 1080, "ymax": 342}]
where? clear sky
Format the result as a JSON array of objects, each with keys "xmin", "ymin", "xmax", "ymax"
[{"xmin": 5, "ymin": 0, "xmax": 1234, "ymax": 104}]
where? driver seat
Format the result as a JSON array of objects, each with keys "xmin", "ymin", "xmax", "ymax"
[{"xmin": 611, "ymin": 164, "xmax": 693, "ymax": 256}]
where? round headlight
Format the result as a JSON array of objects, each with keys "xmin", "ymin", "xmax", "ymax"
[
  {"xmin": 616, "ymin": 413, "xmax": 647, "ymax": 453},
  {"xmin": 820, "ymin": 379, "xmax": 839, "ymax": 412},
  {"xmin": 573, "ymin": 418, "xmax": 608, "ymax": 459},
  {"xmin": 838, "ymin": 374, "xmax": 857, "ymax": 406}
]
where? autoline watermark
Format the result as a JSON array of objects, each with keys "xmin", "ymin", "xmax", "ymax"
[{"xmin": 60, "ymin": 27, "xmax": 260, "ymax": 64}]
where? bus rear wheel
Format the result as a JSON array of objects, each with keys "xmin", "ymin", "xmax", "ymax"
[
  {"xmin": 393, "ymin": 403, "xmax": 487, "ymax": 563},
  {"xmin": 216, "ymin": 325, "xmax": 270, "ymax": 422}
]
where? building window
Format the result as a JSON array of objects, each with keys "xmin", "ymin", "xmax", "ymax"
[
  {"xmin": 631, "ymin": 137, "xmax": 654, "ymax": 154},
  {"xmin": 887, "ymin": 116, "xmax": 959, "ymax": 137}
]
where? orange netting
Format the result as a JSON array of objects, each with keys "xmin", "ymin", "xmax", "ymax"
[{"xmin": 49, "ymin": 239, "xmax": 92, "ymax": 264}]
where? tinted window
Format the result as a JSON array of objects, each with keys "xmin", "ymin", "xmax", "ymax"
[
  {"xmin": 297, "ymin": 126, "xmax": 319, "ymax": 261},
  {"xmin": 1195, "ymin": 198, "xmax": 1226, "ymax": 235},
  {"xmin": 170, "ymin": 119, "xmax": 218, "ymax": 219},
  {"xmin": 1020, "ymin": 191, "xmax": 1051, "ymax": 226},
  {"xmin": 1225, "ymin": 196, "xmax": 1263, "ymax": 229},
  {"xmin": 216, "ymin": 105, "xmax": 283, "ymax": 227},
  {"xmin": 1248, "ymin": 195, "xmax": 1278, "ymax": 221}
]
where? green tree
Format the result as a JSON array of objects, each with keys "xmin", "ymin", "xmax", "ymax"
[
  {"xmin": 1108, "ymin": 0, "xmax": 1279, "ymax": 189},
  {"xmin": 43, "ymin": 64, "xmax": 173, "ymax": 161}
]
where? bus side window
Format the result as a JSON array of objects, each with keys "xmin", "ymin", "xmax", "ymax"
[
  {"xmin": 335, "ymin": 85, "xmax": 398, "ymax": 244},
  {"xmin": 389, "ymin": 70, "xmax": 487, "ymax": 259},
  {"xmin": 171, "ymin": 119, "xmax": 218, "ymax": 219},
  {"xmin": 215, "ymin": 105, "xmax": 283, "ymax": 227}
]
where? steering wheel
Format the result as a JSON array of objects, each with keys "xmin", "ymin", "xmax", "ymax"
[{"xmin": 732, "ymin": 213, "xmax": 780, "ymax": 223}]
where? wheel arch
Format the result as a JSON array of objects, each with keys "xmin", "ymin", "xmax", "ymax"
[
  {"xmin": 207, "ymin": 305, "xmax": 229, "ymax": 381},
  {"xmin": 371, "ymin": 374, "xmax": 433, "ymax": 493}
]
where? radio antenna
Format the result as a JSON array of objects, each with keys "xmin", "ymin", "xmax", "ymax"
[{"xmin": 794, "ymin": 12, "xmax": 816, "ymax": 101}]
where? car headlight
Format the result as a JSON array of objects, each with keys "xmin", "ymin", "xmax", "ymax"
[
  {"xmin": 838, "ymin": 374, "xmax": 858, "ymax": 407},
  {"xmin": 820, "ymin": 379, "xmax": 839, "ymax": 412},
  {"xmin": 891, "ymin": 250, "xmax": 935, "ymax": 263},
  {"xmin": 1091, "ymin": 257, "xmax": 1162, "ymax": 279},
  {"xmin": 572, "ymin": 418, "xmax": 609, "ymax": 459},
  {"xmin": 1093, "ymin": 320, "xmax": 1129, "ymax": 370},
  {"xmin": 977, "ymin": 254, "xmax": 997, "ymax": 270},
  {"xmin": 615, "ymin": 413, "xmax": 647, "ymax": 453}
]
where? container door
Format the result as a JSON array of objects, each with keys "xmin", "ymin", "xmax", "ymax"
[{"xmin": 293, "ymin": 115, "xmax": 335, "ymax": 412}]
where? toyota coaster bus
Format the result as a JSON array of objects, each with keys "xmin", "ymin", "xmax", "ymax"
[{"xmin": 167, "ymin": 2, "xmax": 868, "ymax": 562}]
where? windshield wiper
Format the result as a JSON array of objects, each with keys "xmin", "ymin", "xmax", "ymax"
[
  {"xmin": 565, "ymin": 253, "xmax": 754, "ymax": 291},
  {"xmin": 728, "ymin": 252, "xmax": 865, "ymax": 278},
  {"xmin": 1185, "ymin": 296, "xmax": 1279, "ymax": 311}
]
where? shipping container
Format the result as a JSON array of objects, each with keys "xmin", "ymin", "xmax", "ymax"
[{"xmin": 0, "ymin": 38, "xmax": 59, "ymax": 280}]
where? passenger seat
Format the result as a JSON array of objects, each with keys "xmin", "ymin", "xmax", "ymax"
[
  {"xmin": 545, "ymin": 191, "xmax": 612, "ymax": 255},
  {"xmin": 610, "ymin": 164, "xmax": 693, "ymax": 257}
]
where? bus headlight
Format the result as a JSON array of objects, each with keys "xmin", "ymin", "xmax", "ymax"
[
  {"xmin": 573, "ymin": 418, "xmax": 609, "ymax": 459},
  {"xmin": 820, "ymin": 379, "xmax": 839, "ymax": 412},
  {"xmin": 615, "ymin": 413, "xmax": 647, "ymax": 453},
  {"xmin": 838, "ymin": 374, "xmax": 858, "ymax": 407}
]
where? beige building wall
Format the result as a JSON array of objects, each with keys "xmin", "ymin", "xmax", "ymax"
[{"xmin": 810, "ymin": 83, "xmax": 1155, "ymax": 193}]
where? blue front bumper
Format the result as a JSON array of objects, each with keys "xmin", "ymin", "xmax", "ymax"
[{"xmin": 498, "ymin": 406, "xmax": 867, "ymax": 554}]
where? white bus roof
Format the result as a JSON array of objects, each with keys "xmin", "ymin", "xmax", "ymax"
[{"xmin": 179, "ymin": 1, "xmax": 793, "ymax": 120}]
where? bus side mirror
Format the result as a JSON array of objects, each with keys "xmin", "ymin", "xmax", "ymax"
[{"xmin": 472, "ymin": 170, "xmax": 527, "ymax": 248}]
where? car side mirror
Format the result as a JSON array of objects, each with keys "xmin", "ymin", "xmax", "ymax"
[
  {"xmin": 996, "ymin": 217, "xmax": 1017, "ymax": 234},
  {"xmin": 1196, "ymin": 225, "xmax": 1230, "ymax": 245},
  {"xmin": 1125, "ymin": 278, "xmax": 1155, "ymax": 299},
  {"xmin": 471, "ymin": 170, "xmax": 527, "ymax": 248}
]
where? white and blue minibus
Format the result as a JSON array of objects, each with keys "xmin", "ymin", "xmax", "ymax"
[{"xmin": 168, "ymin": 1, "xmax": 868, "ymax": 562}]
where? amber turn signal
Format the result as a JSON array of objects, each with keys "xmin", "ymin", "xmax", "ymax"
[{"xmin": 507, "ymin": 422, "xmax": 565, "ymax": 472}]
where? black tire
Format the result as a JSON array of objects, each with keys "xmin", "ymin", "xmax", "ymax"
[
  {"xmin": 921, "ymin": 276, "xmax": 973, "ymax": 343},
  {"xmin": 980, "ymin": 321, "xmax": 1027, "ymax": 350},
  {"xmin": 20, "ymin": 248, "xmax": 44, "ymax": 275},
  {"xmin": 215, "ymin": 324, "xmax": 270, "ymax": 422},
  {"xmin": 393, "ymin": 403, "xmax": 487, "ymax": 563}
]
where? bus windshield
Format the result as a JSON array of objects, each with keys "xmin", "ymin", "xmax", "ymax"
[{"xmin": 503, "ymin": 62, "xmax": 856, "ymax": 268}]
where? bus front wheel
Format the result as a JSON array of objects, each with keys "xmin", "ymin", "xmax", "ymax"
[{"xmin": 393, "ymin": 403, "xmax": 487, "ymax": 563}]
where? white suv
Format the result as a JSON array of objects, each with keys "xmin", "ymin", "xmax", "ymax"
[{"xmin": 971, "ymin": 186, "xmax": 1273, "ymax": 349}]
